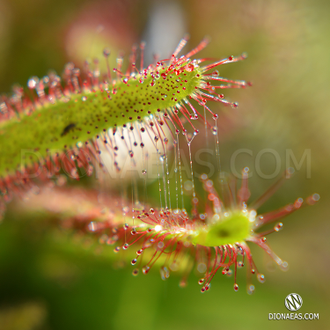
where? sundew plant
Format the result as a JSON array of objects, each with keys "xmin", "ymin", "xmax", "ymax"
[
  {"xmin": 0, "ymin": 33, "xmax": 319, "ymax": 298},
  {"xmin": 1, "ymin": 0, "xmax": 330, "ymax": 329}
]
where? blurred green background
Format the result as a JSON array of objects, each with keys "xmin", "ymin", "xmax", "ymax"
[{"xmin": 0, "ymin": 0, "xmax": 329, "ymax": 329}]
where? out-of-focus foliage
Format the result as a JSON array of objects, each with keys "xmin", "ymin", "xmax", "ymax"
[{"xmin": 0, "ymin": 0, "xmax": 329, "ymax": 329}]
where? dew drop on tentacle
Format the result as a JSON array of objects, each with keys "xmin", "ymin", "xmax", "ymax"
[
  {"xmin": 131, "ymin": 228, "xmax": 137, "ymax": 235},
  {"xmin": 226, "ymin": 269, "xmax": 233, "ymax": 277},
  {"xmin": 274, "ymin": 222, "xmax": 283, "ymax": 232},
  {"xmin": 142, "ymin": 266, "xmax": 150, "ymax": 274},
  {"xmin": 123, "ymin": 243, "xmax": 129, "ymax": 250},
  {"xmin": 247, "ymin": 284, "xmax": 255, "ymax": 295},
  {"xmin": 231, "ymin": 102, "xmax": 238, "ymax": 109},
  {"xmin": 179, "ymin": 279, "xmax": 187, "ymax": 288},
  {"xmin": 257, "ymin": 273, "xmax": 265, "ymax": 283},
  {"xmin": 279, "ymin": 260, "xmax": 289, "ymax": 272},
  {"xmin": 132, "ymin": 268, "xmax": 139, "ymax": 276},
  {"xmin": 170, "ymin": 261, "xmax": 179, "ymax": 272},
  {"xmin": 157, "ymin": 241, "xmax": 165, "ymax": 249},
  {"xmin": 88, "ymin": 221, "xmax": 97, "ymax": 232},
  {"xmin": 136, "ymin": 249, "xmax": 143, "ymax": 256},
  {"xmin": 160, "ymin": 266, "xmax": 170, "ymax": 281},
  {"xmin": 114, "ymin": 246, "xmax": 121, "ymax": 253},
  {"xmin": 197, "ymin": 262, "xmax": 207, "ymax": 274}
]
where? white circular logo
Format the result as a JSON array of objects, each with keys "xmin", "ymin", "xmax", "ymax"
[{"xmin": 285, "ymin": 293, "xmax": 303, "ymax": 311}]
